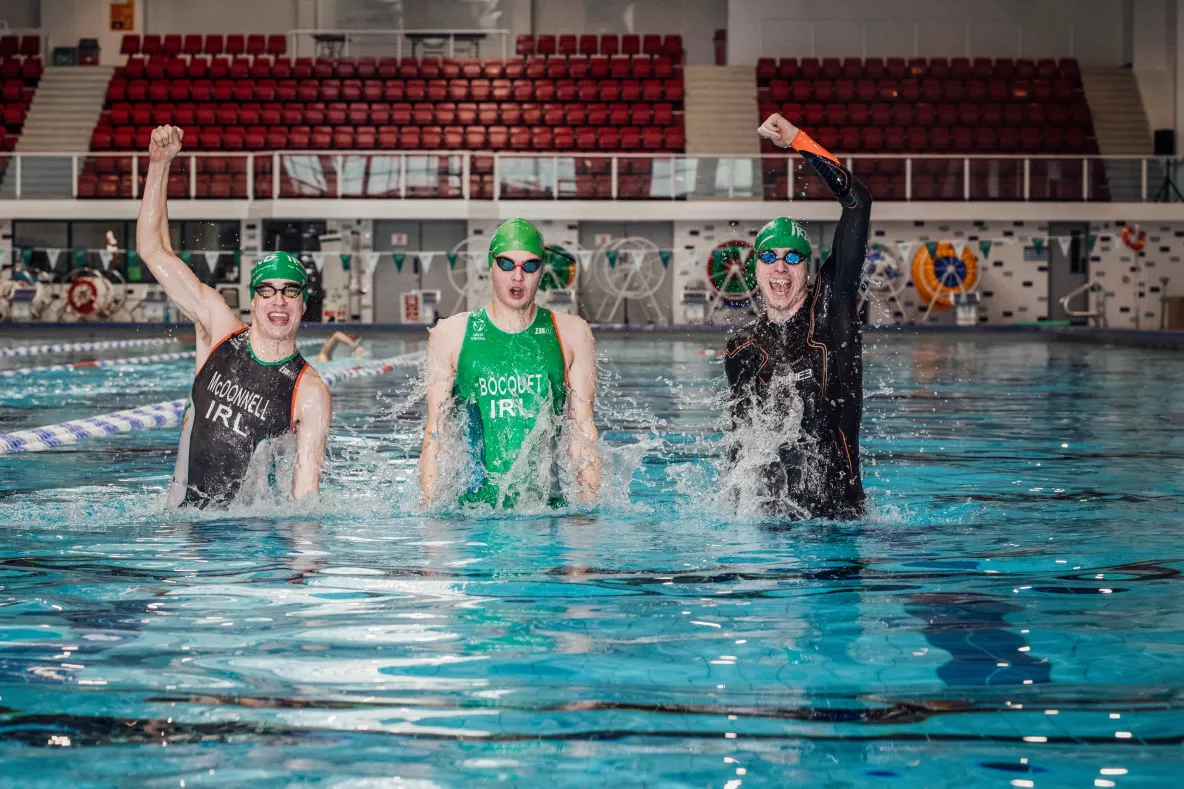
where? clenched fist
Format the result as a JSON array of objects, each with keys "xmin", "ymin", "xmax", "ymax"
[
  {"xmin": 149, "ymin": 125, "xmax": 184, "ymax": 164},
  {"xmin": 758, "ymin": 113, "xmax": 800, "ymax": 149}
]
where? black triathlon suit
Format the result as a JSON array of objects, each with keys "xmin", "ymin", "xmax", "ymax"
[
  {"xmin": 725, "ymin": 142, "xmax": 872, "ymax": 520},
  {"xmin": 174, "ymin": 328, "xmax": 309, "ymax": 508}
]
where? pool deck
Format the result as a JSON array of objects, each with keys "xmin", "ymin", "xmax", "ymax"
[{"xmin": 3, "ymin": 323, "xmax": 1184, "ymax": 350}]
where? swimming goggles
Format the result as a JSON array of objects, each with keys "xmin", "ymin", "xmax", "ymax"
[
  {"xmin": 253, "ymin": 283, "xmax": 306, "ymax": 299},
  {"xmin": 758, "ymin": 250, "xmax": 807, "ymax": 266},
  {"xmin": 493, "ymin": 256, "xmax": 543, "ymax": 274}
]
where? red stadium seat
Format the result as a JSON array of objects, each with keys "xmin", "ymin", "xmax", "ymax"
[
  {"xmin": 600, "ymin": 35, "xmax": 619, "ymax": 57},
  {"xmin": 621, "ymin": 35, "xmax": 640, "ymax": 56},
  {"xmin": 268, "ymin": 35, "xmax": 287, "ymax": 56},
  {"xmin": 204, "ymin": 34, "xmax": 224, "ymax": 55},
  {"xmin": 225, "ymin": 35, "xmax": 245, "ymax": 56},
  {"xmin": 141, "ymin": 34, "xmax": 162, "ymax": 55}
]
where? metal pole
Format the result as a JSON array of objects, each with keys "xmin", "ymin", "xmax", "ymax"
[
  {"xmin": 272, "ymin": 152, "xmax": 280, "ymax": 199},
  {"xmin": 611, "ymin": 156, "xmax": 618, "ymax": 200},
  {"xmin": 1141, "ymin": 157, "xmax": 1148, "ymax": 201},
  {"xmin": 669, "ymin": 156, "xmax": 675, "ymax": 200},
  {"xmin": 1023, "ymin": 157, "xmax": 1030, "ymax": 201},
  {"xmin": 247, "ymin": 154, "xmax": 254, "ymax": 200},
  {"xmin": 963, "ymin": 157, "xmax": 970, "ymax": 200},
  {"xmin": 189, "ymin": 154, "xmax": 196, "ymax": 198},
  {"xmin": 401, "ymin": 153, "xmax": 408, "ymax": 199},
  {"xmin": 71, "ymin": 154, "xmax": 77, "ymax": 199},
  {"xmin": 1082, "ymin": 157, "xmax": 1089, "ymax": 201},
  {"xmin": 132, "ymin": 154, "xmax": 139, "ymax": 199},
  {"xmin": 787, "ymin": 155, "xmax": 794, "ymax": 200},
  {"xmin": 552, "ymin": 154, "xmax": 559, "ymax": 200},
  {"xmin": 905, "ymin": 157, "xmax": 912, "ymax": 201},
  {"xmin": 728, "ymin": 158, "xmax": 735, "ymax": 199},
  {"xmin": 492, "ymin": 154, "xmax": 499, "ymax": 201},
  {"xmin": 13, "ymin": 154, "xmax": 19, "ymax": 199},
  {"xmin": 336, "ymin": 155, "xmax": 343, "ymax": 198},
  {"xmin": 462, "ymin": 152, "xmax": 470, "ymax": 200}
]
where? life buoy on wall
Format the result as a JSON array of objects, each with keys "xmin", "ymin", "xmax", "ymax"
[
  {"xmin": 911, "ymin": 242, "xmax": 979, "ymax": 311},
  {"xmin": 66, "ymin": 273, "xmax": 115, "ymax": 318},
  {"xmin": 705, "ymin": 239, "xmax": 758, "ymax": 303},
  {"xmin": 1121, "ymin": 224, "xmax": 1146, "ymax": 252}
]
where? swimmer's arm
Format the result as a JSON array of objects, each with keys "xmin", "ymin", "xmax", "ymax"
[
  {"xmin": 316, "ymin": 331, "xmax": 353, "ymax": 362},
  {"xmin": 292, "ymin": 370, "xmax": 332, "ymax": 500},
  {"xmin": 562, "ymin": 317, "xmax": 601, "ymax": 502},
  {"xmin": 420, "ymin": 316, "xmax": 463, "ymax": 504},
  {"xmin": 137, "ymin": 125, "xmax": 240, "ymax": 343}
]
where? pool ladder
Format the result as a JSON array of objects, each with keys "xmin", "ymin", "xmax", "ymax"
[{"xmin": 1059, "ymin": 281, "xmax": 1108, "ymax": 328}]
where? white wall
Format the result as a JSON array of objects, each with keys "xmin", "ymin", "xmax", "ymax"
[
  {"xmin": 40, "ymin": 0, "xmax": 141, "ymax": 65},
  {"xmin": 535, "ymin": 0, "xmax": 727, "ymax": 65},
  {"xmin": 0, "ymin": 0, "xmax": 41, "ymax": 29},
  {"xmin": 727, "ymin": 0, "xmax": 1127, "ymax": 65},
  {"xmin": 1133, "ymin": 0, "xmax": 1177, "ymax": 133}
]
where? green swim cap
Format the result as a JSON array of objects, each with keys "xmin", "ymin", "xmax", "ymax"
[
  {"xmin": 250, "ymin": 251, "xmax": 308, "ymax": 292},
  {"xmin": 754, "ymin": 217, "xmax": 812, "ymax": 259},
  {"xmin": 488, "ymin": 218, "xmax": 546, "ymax": 267}
]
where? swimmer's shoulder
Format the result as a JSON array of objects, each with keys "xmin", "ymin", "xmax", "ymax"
[
  {"xmin": 726, "ymin": 318, "xmax": 760, "ymax": 353},
  {"xmin": 427, "ymin": 312, "xmax": 470, "ymax": 360}
]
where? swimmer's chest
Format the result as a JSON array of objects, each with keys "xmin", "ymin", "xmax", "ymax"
[
  {"xmin": 190, "ymin": 328, "xmax": 306, "ymax": 452},
  {"xmin": 454, "ymin": 308, "xmax": 566, "ymax": 420}
]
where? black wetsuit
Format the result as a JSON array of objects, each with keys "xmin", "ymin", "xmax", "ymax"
[
  {"xmin": 725, "ymin": 143, "xmax": 872, "ymax": 520},
  {"xmin": 175, "ymin": 328, "xmax": 309, "ymax": 508}
]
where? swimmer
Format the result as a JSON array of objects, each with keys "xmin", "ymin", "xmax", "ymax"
[
  {"xmin": 137, "ymin": 125, "xmax": 331, "ymax": 508},
  {"xmin": 316, "ymin": 331, "xmax": 365, "ymax": 363},
  {"xmin": 724, "ymin": 113, "xmax": 872, "ymax": 519},
  {"xmin": 420, "ymin": 218, "xmax": 600, "ymax": 508}
]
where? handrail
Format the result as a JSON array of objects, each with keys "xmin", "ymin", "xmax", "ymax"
[
  {"xmin": 286, "ymin": 28, "xmax": 511, "ymax": 60},
  {"xmin": 1059, "ymin": 280, "xmax": 1107, "ymax": 327}
]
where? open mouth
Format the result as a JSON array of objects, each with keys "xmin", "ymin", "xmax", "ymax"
[
  {"xmin": 267, "ymin": 310, "xmax": 291, "ymax": 327},
  {"xmin": 768, "ymin": 279, "xmax": 792, "ymax": 299},
  {"xmin": 508, "ymin": 286, "xmax": 525, "ymax": 300}
]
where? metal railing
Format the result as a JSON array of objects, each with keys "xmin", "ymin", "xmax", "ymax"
[
  {"xmin": 0, "ymin": 151, "xmax": 1178, "ymax": 203},
  {"xmin": 286, "ymin": 29, "xmax": 511, "ymax": 61}
]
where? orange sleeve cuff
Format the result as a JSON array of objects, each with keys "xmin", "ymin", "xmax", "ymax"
[{"xmin": 789, "ymin": 129, "xmax": 840, "ymax": 165}]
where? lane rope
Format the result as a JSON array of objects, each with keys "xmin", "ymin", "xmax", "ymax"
[
  {"xmin": 0, "ymin": 350, "xmax": 424, "ymax": 455},
  {"xmin": 0, "ymin": 337, "xmax": 191, "ymax": 358},
  {"xmin": 0, "ymin": 338, "xmax": 324, "ymax": 378}
]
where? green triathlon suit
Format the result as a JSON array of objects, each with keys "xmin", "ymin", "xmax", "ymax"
[{"xmin": 453, "ymin": 307, "xmax": 568, "ymax": 507}]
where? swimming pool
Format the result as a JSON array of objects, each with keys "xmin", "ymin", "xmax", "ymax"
[{"xmin": 0, "ymin": 331, "xmax": 1181, "ymax": 787}]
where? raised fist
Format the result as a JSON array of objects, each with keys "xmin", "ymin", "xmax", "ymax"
[
  {"xmin": 148, "ymin": 125, "xmax": 184, "ymax": 164},
  {"xmin": 758, "ymin": 113, "xmax": 800, "ymax": 149}
]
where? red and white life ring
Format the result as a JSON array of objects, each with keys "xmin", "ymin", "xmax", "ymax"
[{"xmin": 1121, "ymin": 224, "xmax": 1146, "ymax": 252}]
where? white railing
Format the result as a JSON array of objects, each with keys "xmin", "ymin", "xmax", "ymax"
[
  {"xmin": 0, "ymin": 151, "xmax": 1178, "ymax": 203},
  {"xmin": 286, "ymin": 29, "xmax": 511, "ymax": 61}
]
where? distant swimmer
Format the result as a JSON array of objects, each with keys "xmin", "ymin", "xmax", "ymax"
[
  {"xmin": 724, "ymin": 114, "xmax": 872, "ymax": 519},
  {"xmin": 316, "ymin": 331, "xmax": 365, "ymax": 363},
  {"xmin": 137, "ymin": 125, "xmax": 332, "ymax": 508},
  {"xmin": 420, "ymin": 219, "xmax": 600, "ymax": 508}
]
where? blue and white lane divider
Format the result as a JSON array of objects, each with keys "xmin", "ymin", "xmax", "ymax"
[
  {"xmin": 0, "ymin": 337, "xmax": 190, "ymax": 358},
  {"xmin": 0, "ymin": 350, "xmax": 424, "ymax": 455},
  {"xmin": 0, "ymin": 338, "xmax": 325, "ymax": 378}
]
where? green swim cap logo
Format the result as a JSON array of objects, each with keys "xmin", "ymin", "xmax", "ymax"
[
  {"xmin": 754, "ymin": 217, "xmax": 812, "ymax": 259},
  {"xmin": 250, "ymin": 251, "xmax": 308, "ymax": 292},
  {"xmin": 488, "ymin": 218, "xmax": 546, "ymax": 267}
]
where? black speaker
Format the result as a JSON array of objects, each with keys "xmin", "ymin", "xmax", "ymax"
[{"xmin": 1154, "ymin": 129, "xmax": 1176, "ymax": 157}]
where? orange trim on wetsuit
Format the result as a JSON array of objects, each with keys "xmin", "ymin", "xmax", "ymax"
[{"xmin": 786, "ymin": 128, "xmax": 840, "ymax": 165}]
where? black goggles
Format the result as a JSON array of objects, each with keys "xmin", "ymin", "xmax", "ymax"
[
  {"xmin": 494, "ymin": 256, "xmax": 543, "ymax": 274},
  {"xmin": 253, "ymin": 283, "xmax": 306, "ymax": 299},
  {"xmin": 758, "ymin": 250, "xmax": 807, "ymax": 266}
]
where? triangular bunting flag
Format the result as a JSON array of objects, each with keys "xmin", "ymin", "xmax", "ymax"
[
  {"xmin": 447, "ymin": 251, "xmax": 459, "ymax": 269},
  {"xmin": 179, "ymin": 250, "xmax": 192, "ymax": 266},
  {"xmin": 1087, "ymin": 234, "xmax": 1098, "ymax": 253},
  {"xmin": 1056, "ymin": 236, "xmax": 1073, "ymax": 257},
  {"xmin": 393, "ymin": 252, "xmax": 406, "ymax": 272},
  {"xmin": 100, "ymin": 249, "xmax": 116, "ymax": 270},
  {"xmin": 606, "ymin": 249, "xmax": 618, "ymax": 268},
  {"xmin": 1031, "ymin": 237, "xmax": 1045, "ymax": 254},
  {"xmin": 310, "ymin": 251, "xmax": 326, "ymax": 272},
  {"xmin": 418, "ymin": 251, "xmax": 435, "ymax": 273},
  {"xmin": 234, "ymin": 250, "xmax": 242, "ymax": 266},
  {"xmin": 819, "ymin": 246, "xmax": 831, "ymax": 261},
  {"xmin": 896, "ymin": 240, "xmax": 916, "ymax": 262},
  {"xmin": 659, "ymin": 250, "xmax": 672, "ymax": 269},
  {"xmin": 203, "ymin": 250, "xmax": 221, "ymax": 274},
  {"xmin": 20, "ymin": 248, "xmax": 33, "ymax": 265},
  {"xmin": 127, "ymin": 250, "xmax": 138, "ymax": 267},
  {"xmin": 978, "ymin": 240, "xmax": 993, "ymax": 258},
  {"xmin": 469, "ymin": 251, "xmax": 486, "ymax": 268},
  {"xmin": 339, "ymin": 253, "xmax": 351, "ymax": 271},
  {"xmin": 952, "ymin": 240, "xmax": 967, "ymax": 259},
  {"xmin": 577, "ymin": 249, "xmax": 595, "ymax": 272},
  {"xmin": 365, "ymin": 251, "xmax": 382, "ymax": 274},
  {"xmin": 45, "ymin": 248, "xmax": 61, "ymax": 268},
  {"xmin": 628, "ymin": 249, "xmax": 647, "ymax": 268},
  {"xmin": 925, "ymin": 241, "xmax": 940, "ymax": 260}
]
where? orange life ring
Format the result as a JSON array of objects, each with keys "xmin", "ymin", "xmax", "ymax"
[
  {"xmin": 911, "ymin": 242, "xmax": 979, "ymax": 311},
  {"xmin": 1121, "ymin": 225, "xmax": 1146, "ymax": 252},
  {"xmin": 67, "ymin": 278, "xmax": 99, "ymax": 315}
]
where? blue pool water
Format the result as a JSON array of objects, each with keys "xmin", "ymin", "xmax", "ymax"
[{"xmin": 0, "ymin": 332, "xmax": 1181, "ymax": 787}]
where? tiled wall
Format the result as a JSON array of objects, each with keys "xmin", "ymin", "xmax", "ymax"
[{"xmin": 1088, "ymin": 222, "xmax": 1184, "ymax": 330}]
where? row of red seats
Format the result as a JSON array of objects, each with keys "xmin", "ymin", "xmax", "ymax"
[
  {"xmin": 103, "ymin": 102, "xmax": 682, "ymax": 129},
  {"xmin": 517, "ymin": 33, "xmax": 682, "ymax": 59},
  {"xmin": 94, "ymin": 124, "xmax": 687, "ymax": 152},
  {"xmin": 759, "ymin": 101, "xmax": 1092, "ymax": 128},
  {"xmin": 760, "ymin": 78, "xmax": 1080, "ymax": 105},
  {"xmin": 108, "ymin": 78, "xmax": 685, "ymax": 104},
  {"xmin": 0, "ymin": 36, "xmax": 39, "ymax": 58},
  {"xmin": 120, "ymin": 33, "xmax": 285, "ymax": 57},
  {"xmin": 0, "ymin": 57, "xmax": 44, "ymax": 84},
  {"xmin": 118, "ymin": 54, "xmax": 682, "ymax": 82},
  {"xmin": 769, "ymin": 125, "xmax": 1092, "ymax": 154},
  {"xmin": 1, "ymin": 78, "xmax": 34, "ymax": 105},
  {"xmin": 757, "ymin": 56, "xmax": 1080, "ymax": 83},
  {"xmin": 2, "ymin": 103, "xmax": 28, "ymax": 131}
]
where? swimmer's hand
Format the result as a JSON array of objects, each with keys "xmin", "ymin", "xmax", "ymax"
[
  {"xmin": 149, "ymin": 125, "xmax": 184, "ymax": 164},
  {"xmin": 758, "ymin": 113, "xmax": 800, "ymax": 149}
]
